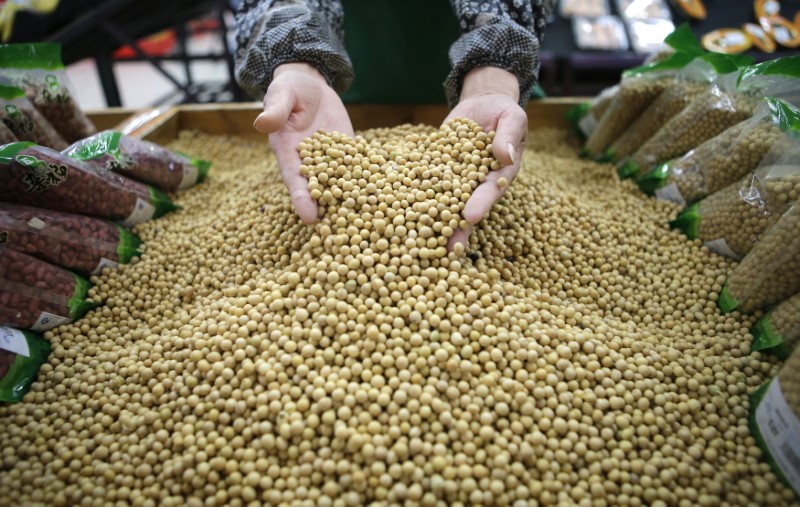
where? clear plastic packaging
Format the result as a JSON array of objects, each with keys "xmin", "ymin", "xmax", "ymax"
[
  {"xmin": 573, "ymin": 16, "xmax": 629, "ymax": 51},
  {"xmin": 669, "ymin": 164, "xmax": 800, "ymax": 260},
  {"xmin": 559, "ymin": 0, "xmax": 610, "ymax": 18},
  {"xmin": 638, "ymin": 97, "xmax": 796, "ymax": 205},
  {"xmin": 0, "ymin": 142, "xmax": 177, "ymax": 226},
  {"xmin": 719, "ymin": 202, "xmax": 800, "ymax": 314},
  {"xmin": 749, "ymin": 345, "xmax": 800, "ymax": 498},
  {"xmin": 0, "ymin": 326, "xmax": 50, "ymax": 403},
  {"xmin": 0, "ymin": 83, "xmax": 66, "ymax": 150},
  {"xmin": 0, "ymin": 43, "xmax": 96, "ymax": 143},
  {"xmin": 0, "ymin": 203, "xmax": 142, "ymax": 274},
  {"xmin": 0, "ymin": 247, "xmax": 95, "ymax": 331},
  {"xmin": 64, "ymin": 131, "xmax": 211, "ymax": 192}
]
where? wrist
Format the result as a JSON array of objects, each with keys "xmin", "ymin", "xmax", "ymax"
[
  {"xmin": 273, "ymin": 62, "xmax": 327, "ymax": 83},
  {"xmin": 460, "ymin": 67, "xmax": 521, "ymax": 102}
]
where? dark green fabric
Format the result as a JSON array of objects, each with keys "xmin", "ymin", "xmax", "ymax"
[{"xmin": 341, "ymin": 0, "xmax": 460, "ymax": 104}]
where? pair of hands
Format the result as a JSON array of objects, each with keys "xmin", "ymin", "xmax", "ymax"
[{"xmin": 254, "ymin": 63, "xmax": 527, "ymax": 249}]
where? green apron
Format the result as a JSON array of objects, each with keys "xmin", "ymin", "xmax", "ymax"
[{"xmin": 340, "ymin": 0, "xmax": 546, "ymax": 104}]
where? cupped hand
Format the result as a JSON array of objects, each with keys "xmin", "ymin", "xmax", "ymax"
[
  {"xmin": 254, "ymin": 63, "xmax": 354, "ymax": 223},
  {"xmin": 444, "ymin": 67, "xmax": 528, "ymax": 250}
]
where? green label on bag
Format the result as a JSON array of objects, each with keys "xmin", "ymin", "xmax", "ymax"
[
  {"xmin": 68, "ymin": 274, "xmax": 97, "ymax": 320},
  {"xmin": 0, "ymin": 42, "xmax": 64, "ymax": 70},
  {"xmin": 193, "ymin": 158, "xmax": 211, "ymax": 183},
  {"xmin": 739, "ymin": 56, "xmax": 800, "ymax": 86},
  {"xmin": 115, "ymin": 225, "xmax": 142, "ymax": 263},
  {"xmin": 637, "ymin": 163, "xmax": 670, "ymax": 195},
  {"xmin": 766, "ymin": 97, "xmax": 800, "ymax": 133},
  {"xmin": 17, "ymin": 155, "xmax": 68, "ymax": 193},
  {"xmin": 597, "ymin": 148, "xmax": 616, "ymax": 163},
  {"xmin": 751, "ymin": 312, "xmax": 792, "ymax": 359},
  {"xmin": 669, "ymin": 203, "xmax": 700, "ymax": 239},
  {"xmin": 718, "ymin": 283, "xmax": 740, "ymax": 314},
  {"xmin": 0, "ymin": 327, "xmax": 50, "ymax": 403},
  {"xmin": 618, "ymin": 161, "xmax": 640, "ymax": 180},
  {"xmin": 148, "ymin": 186, "xmax": 180, "ymax": 219},
  {"xmin": 67, "ymin": 131, "xmax": 134, "ymax": 171},
  {"xmin": 0, "ymin": 84, "xmax": 24, "ymax": 101},
  {"xmin": 699, "ymin": 53, "xmax": 754, "ymax": 75},
  {"xmin": 0, "ymin": 141, "xmax": 34, "ymax": 164}
]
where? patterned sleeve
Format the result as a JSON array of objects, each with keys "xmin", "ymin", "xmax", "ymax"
[
  {"xmin": 234, "ymin": 0, "xmax": 354, "ymax": 99},
  {"xmin": 446, "ymin": 0, "xmax": 555, "ymax": 108}
]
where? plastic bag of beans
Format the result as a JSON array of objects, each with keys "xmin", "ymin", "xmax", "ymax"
[
  {"xmin": 0, "ymin": 247, "xmax": 96, "ymax": 331},
  {"xmin": 0, "ymin": 43, "xmax": 96, "ymax": 143},
  {"xmin": 669, "ymin": 164, "xmax": 800, "ymax": 260},
  {"xmin": 603, "ymin": 53, "xmax": 751, "ymax": 163},
  {"xmin": 751, "ymin": 292, "xmax": 800, "ymax": 359},
  {"xmin": 0, "ymin": 83, "xmax": 66, "ymax": 150},
  {"xmin": 0, "ymin": 326, "xmax": 50, "ymax": 403},
  {"xmin": 619, "ymin": 56, "xmax": 800, "ymax": 179},
  {"xmin": 581, "ymin": 25, "xmax": 706, "ymax": 158},
  {"xmin": 719, "ymin": 203, "xmax": 800, "ymax": 314},
  {"xmin": 638, "ymin": 98, "xmax": 798, "ymax": 205},
  {"xmin": 0, "ymin": 203, "xmax": 141, "ymax": 274},
  {"xmin": 749, "ymin": 346, "xmax": 800, "ymax": 497},
  {"xmin": 0, "ymin": 142, "xmax": 177, "ymax": 226},
  {"xmin": 63, "ymin": 131, "xmax": 211, "ymax": 192}
]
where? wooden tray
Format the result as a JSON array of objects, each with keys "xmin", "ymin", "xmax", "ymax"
[{"xmin": 90, "ymin": 99, "xmax": 585, "ymax": 142}]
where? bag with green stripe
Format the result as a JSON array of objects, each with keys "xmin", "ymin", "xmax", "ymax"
[
  {"xmin": 0, "ymin": 42, "xmax": 95, "ymax": 143},
  {"xmin": 749, "ymin": 345, "xmax": 800, "ymax": 500},
  {"xmin": 581, "ymin": 24, "xmax": 707, "ymax": 159},
  {"xmin": 0, "ymin": 82, "xmax": 65, "ymax": 149},
  {"xmin": 604, "ymin": 51, "xmax": 752, "ymax": 164},
  {"xmin": 751, "ymin": 292, "xmax": 800, "ymax": 359},
  {"xmin": 0, "ymin": 247, "xmax": 96, "ymax": 331},
  {"xmin": 620, "ymin": 55, "xmax": 800, "ymax": 180},
  {"xmin": 718, "ymin": 203, "xmax": 800, "ymax": 314},
  {"xmin": 64, "ymin": 131, "xmax": 211, "ymax": 192},
  {"xmin": 639, "ymin": 98, "xmax": 800, "ymax": 206},
  {"xmin": 668, "ymin": 162, "xmax": 800, "ymax": 260},
  {"xmin": 0, "ymin": 326, "xmax": 50, "ymax": 403},
  {"xmin": 0, "ymin": 142, "xmax": 177, "ymax": 226},
  {"xmin": 0, "ymin": 203, "xmax": 141, "ymax": 275}
]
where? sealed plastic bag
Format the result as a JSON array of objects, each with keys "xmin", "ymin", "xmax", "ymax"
[
  {"xmin": 719, "ymin": 203, "xmax": 800, "ymax": 314},
  {"xmin": 0, "ymin": 42, "xmax": 95, "ymax": 143},
  {"xmin": 582, "ymin": 25, "xmax": 704, "ymax": 158},
  {"xmin": 0, "ymin": 142, "xmax": 177, "ymax": 226},
  {"xmin": 0, "ymin": 83, "xmax": 65, "ymax": 149},
  {"xmin": 567, "ymin": 84, "xmax": 619, "ymax": 140},
  {"xmin": 0, "ymin": 203, "xmax": 141, "ymax": 274},
  {"xmin": 638, "ymin": 97, "xmax": 797, "ymax": 205},
  {"xmin": 619, "ymin": 56, "xmax": 800, "ymax": 179},
  {"xmin": 0, "ymin": 247, "xmax": 95, "ymax": 331},
  {"xmin": 0, "ymin": 326, "xmax": 50, "ymax": 403},
  {"xmin": 670, "ymin": 164, "xmax": 800, "ymax": 260},
  {"xmin": 749, "ymin": 346, "xmax": 800, "ymax": 498},
  {"xmin": 751, "ymin": 292, "xmax": 800, "ymax": 359},
  {"xmin": 63, "ymin": 131, "xmax": 211, "ymax": 192},
  {"xmin": 604, "ymin": 52, "xmax": 750, "ymax": 163}
]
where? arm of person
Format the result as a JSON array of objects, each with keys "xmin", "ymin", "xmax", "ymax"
[
  {"xmin": 445, "ymin": 0, "xmax": 554, "ymax": 248},
  {"xmin": 234, "ymin": 0, "xmax": 355, "ymax": 223}
]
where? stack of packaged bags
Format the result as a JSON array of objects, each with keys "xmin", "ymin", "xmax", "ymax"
[
  {"xmin": 0, "ymin": 42, "xmax": 210, "ymax": 403},
  {"xmin": 570, "ymin": 25, "xmax": 800, "ymax": 497}
]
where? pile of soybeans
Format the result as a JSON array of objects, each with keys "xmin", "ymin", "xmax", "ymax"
[{"xmin": 0, "ymin": 120, "xmax": 795, "ymax": 507}]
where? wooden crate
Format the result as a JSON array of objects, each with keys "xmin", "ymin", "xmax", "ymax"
[{"xmin": 90, "ymin": 99, "xmax": 584, "ymax": 142}]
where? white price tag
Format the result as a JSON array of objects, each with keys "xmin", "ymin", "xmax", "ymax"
[
  {"xmin": 92, "ymin": 257, "xmax": 120, "ymax": 275},
  {"xmin": 756, "ymin": 379, "xmax": 800, "ymax": 495},
  {"xmin": 654, "ymin": 183, "xmax": 686, "ymax": 207},
  {"xmin": 122, "ymin": 198, "xmax": 156, "ymax": 227},
  {"xmin": 0, "ymin": 326, "xmax": 30, "ymax": 357},
  {"xmin": 704, "ymin": 238, "xmax": 742, "ymax": 261},
  {"xmin": 178, "ymin": 163, "xmax": 199, "ymax": 191},
  {"xmin": 29, "ymin": 312, "xmax": 71, "ymax": 332}
]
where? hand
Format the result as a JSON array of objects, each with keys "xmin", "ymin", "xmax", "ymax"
[
  {"xmin": 254, "ymin": 63, "xmax": 354, "ymax": 223},
  {"xmin": 444, "ymin": 67, "xmax": 528, "ymax": 250}
]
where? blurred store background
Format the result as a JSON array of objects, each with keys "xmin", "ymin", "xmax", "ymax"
[{"xmin": 0, "ymin": 0, "xmax": 798, "ymax": 109}]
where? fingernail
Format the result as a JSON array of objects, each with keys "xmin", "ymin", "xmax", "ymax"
[
  {"xmin": 253, "ymin": 112, "xmax": 268, "ymax": 130},
  {"xmin": 508, "ymin": 143, "xmax": 516, "ymax": 165}
]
